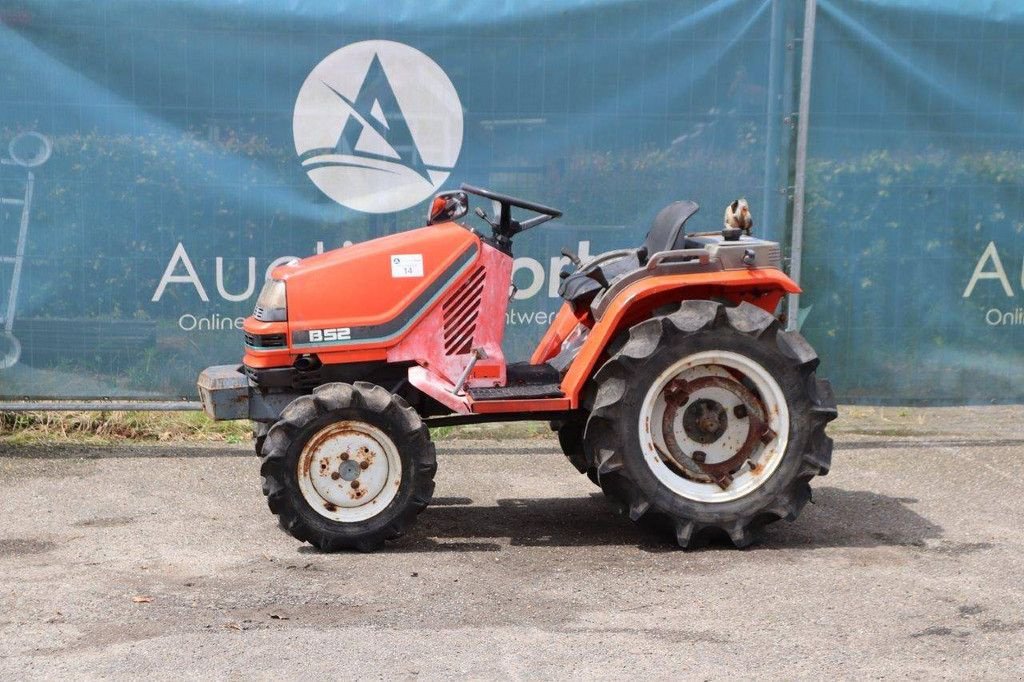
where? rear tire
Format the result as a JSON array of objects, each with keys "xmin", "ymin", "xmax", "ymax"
[
  {"xmin": 553, "ymin": 414, "xmax": 587, "ymax": 473},
  {"xmin": 253, "ymin": 422, "xmax": 268, "ymax": 457},
  {"xmin": 583, "ymin": 301, "xmax": 836, "ymax": 548},
  {"xmin": 260, "ymin": 382, "xmax": 436, "ymax": 551},
  {"xmin": 553, "ymin": 414, "xmax": 604, "ymax": 486}
]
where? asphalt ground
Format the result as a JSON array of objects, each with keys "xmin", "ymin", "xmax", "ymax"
[{"xmin": 1, "ymin": 406, "xmax": 1023, "ymax": 679}]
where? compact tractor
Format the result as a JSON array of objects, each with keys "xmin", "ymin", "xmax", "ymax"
[{"xmin": 198, "ymin": 185, "xmax": 837, "ymax": 550}]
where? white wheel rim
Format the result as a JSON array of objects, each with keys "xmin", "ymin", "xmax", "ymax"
[
  {"xmin": 638, "ymin": 350, "xmax": 789, "ymax": 503},
  {"xmin": 297, "ymin": 420, "xmax": 402, "ymax": 522}
]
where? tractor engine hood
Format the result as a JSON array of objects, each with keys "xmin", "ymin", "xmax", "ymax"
[{"xmin": 271, "ymin": 222, "xmax": 480, "ymax": 351}]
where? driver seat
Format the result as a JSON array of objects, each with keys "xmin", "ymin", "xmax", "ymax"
[
  {"xmin": 641, "ymin": 200, "xmax": 700, "ymax": 264},
  {"xmin": 557, "ymin": 201, "xmax": 700, "ymax": 314}
]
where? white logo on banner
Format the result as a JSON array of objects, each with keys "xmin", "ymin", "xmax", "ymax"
[{"xmin": 293, "ymin": 41, "xmax": 463, "ymax": 213}]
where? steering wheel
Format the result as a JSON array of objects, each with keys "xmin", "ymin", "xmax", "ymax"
[{"xmin": 460, "ymin": 184, "xmax": 562, "ymax": 251}]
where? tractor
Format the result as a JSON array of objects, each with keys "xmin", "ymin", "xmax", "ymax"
[{"xmin": 198, "ymin": 184, "xmax": 837, "ymax": 551}]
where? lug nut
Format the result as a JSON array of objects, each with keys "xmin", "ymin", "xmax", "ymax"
[{"xmin": 351, "ymin": 480, "xmax": 360, "ymax": 490}]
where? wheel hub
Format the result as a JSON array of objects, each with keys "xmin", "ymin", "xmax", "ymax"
[
  {"xmin": 297, "ymin": 420, "xmax": 402, "ymax": 521},
  {"xmin": 659, "ymin": 372, "xmax": 775, "ymax": 490},
  {"xmin": 638, "ymin": 350, "xmax": 791, "ymax": 504},
  {"xmin": 337, "ymin": 459, "xmax": 362, "ymax": 481},
  {"xmin": 682, "ymin": 398, "xmax": 729, "ymax": 444}
]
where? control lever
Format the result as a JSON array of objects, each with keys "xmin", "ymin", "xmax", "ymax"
[
  {"xmin": 474, "ymin": 206, "xmax": 498, "ymax": 229},
  {"xmin": 560, "ymin": 247, "xmax": 582, "ymax": 267},
  {"xmin": 453, "ymin": 347, "xmax": 487, "ymax": 397}
]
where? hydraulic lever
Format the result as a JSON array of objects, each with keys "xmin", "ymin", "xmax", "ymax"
[{"xmin": 474, "ymin": 206, "xmax": 498, "ymax": 230}]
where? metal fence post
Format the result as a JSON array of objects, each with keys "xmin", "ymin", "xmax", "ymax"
[
  {"xmin": 786, "ymin": 0, "xmax": 817, "ymax": 330},
  {"xmin": 761, "ymin": 0, "xmax": 784, "ymax": 240}
]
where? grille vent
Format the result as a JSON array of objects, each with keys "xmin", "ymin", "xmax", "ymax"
[
  {"xmin": 245, "ymin": 332, "xmax": 286, "ymax": 348},
  {"xmin": 442, "ymin": 266, "xmax": 485, "ymax": 355}
]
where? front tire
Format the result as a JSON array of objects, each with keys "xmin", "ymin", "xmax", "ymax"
[
  {"xmin": 260, "ymin": 382, "xmax": 436, "ymax": 551},
  {"xmin": 583, "ymin": 301, "xmax": 836, "ymax": 548}
]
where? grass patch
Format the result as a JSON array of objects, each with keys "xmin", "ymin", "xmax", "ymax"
[
  {"xmin": 429, "ymin": 421, "xmax": 553, "ymax": 441},
  {"xmin": 0, "ymin": 405, "xmax": 975, "ymax": 445},
  {"xmin": 0, "ymin": 411, "xmax": 555, "ymax": 445},
  {"xmin": 0, "ymin": 411, "xmax": 251, "ymax": 445}
]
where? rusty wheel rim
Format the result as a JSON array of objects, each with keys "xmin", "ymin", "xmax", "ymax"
[
  {"xmin": 297, "ymin": 420, "xmax": 402, "ymax": 523},
  {"xmin": 638, "ymin": 350, "xmax": 789, "ymax": 503}
]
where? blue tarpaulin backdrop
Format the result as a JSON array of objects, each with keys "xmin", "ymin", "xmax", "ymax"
[{"xmin": 0, "ymin": 0, "xmax": 1021, "ymax": 404}]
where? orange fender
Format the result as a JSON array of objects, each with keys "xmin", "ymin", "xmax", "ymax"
[
  {"xmin": 529, "ymin": 303, "xmax": 582, "ymax": 365},
  {"xmin": 559, "ymin": 268, "xmax": 800, "ymax": 407}
]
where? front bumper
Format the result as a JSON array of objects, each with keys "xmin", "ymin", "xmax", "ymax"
[
  {"xmin": 197, "ymin": 364, "xmax": 299, "ymax": 422},
  {"xmin": 197, "ymin": 364, "xmax": 249, "ymax": 420}
]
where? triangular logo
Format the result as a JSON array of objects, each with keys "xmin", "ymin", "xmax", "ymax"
[
  {"xmin": 294, "ymin": 40, "xmax": 464, "ymax": 213},
  {"xmin": 321, "ymin": 54, "xmax": 431, "ymax": 180}
]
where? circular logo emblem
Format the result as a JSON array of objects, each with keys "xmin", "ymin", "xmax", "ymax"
[{"xmin": 293, "ymin": 41, "xmax": 463, "ymax": 214}]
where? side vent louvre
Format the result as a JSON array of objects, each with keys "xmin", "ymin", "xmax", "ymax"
[{"xmin": 442, "ymin": 266, "xmax": 486, "ymax": 355}]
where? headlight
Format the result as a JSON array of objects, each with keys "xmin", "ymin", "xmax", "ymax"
[{"xmin": 253, "ymin": 279, "xmax": 287, "ymax": 321}]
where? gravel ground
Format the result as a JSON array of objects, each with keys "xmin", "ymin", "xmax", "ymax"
[{"xmin": 1, "ymin": 406, "xmax": 1023, "ymax": 679}]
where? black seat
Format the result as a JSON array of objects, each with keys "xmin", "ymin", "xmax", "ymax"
[
  {"xmin": 558, "ymin": 200, "xmax": 700, "ymax": 313},
  {"xmin": 641, "ymin": 200, "xmax": 700, "ymax": 263}
]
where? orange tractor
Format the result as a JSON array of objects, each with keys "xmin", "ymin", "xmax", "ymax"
[{"xmin": 198, "ymin": 185, "xmax": 836, "ymax": 550}]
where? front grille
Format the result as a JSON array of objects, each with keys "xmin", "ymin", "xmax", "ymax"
[
  {"xmin": 442, "ymin": 266, "xmax": 485, "ymax": 355},
  {"xmin": 245, "ymin": 332, "xmax": 286, "ymax": 348},
  {"xmin": 253, "ymin": 305, "xmax": 267, "ymax": 321}
]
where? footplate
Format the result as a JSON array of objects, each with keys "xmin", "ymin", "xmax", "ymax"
[{"xmin": 467, "ymin": 383, "xmax": 564, "ymax": 400}]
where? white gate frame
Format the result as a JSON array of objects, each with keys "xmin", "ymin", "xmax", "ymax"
[{"xmin": 785, "ymin": 0, "xmax": 818, "ymax": 330}]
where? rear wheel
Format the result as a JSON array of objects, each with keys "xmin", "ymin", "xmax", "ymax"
[
  {"xmin": 553, "ymin": 414, "xmax": 588, "ymax": 475},
  {"xmin": 253, "ymin": 422, "xmax": 268, "ymax": 457},
  {"xmin": 583, "ymin": 300, "xmax": 836, "ymax": 548},
  {"xmin": 260, "ymin": 382, "xmax": 436, "ymax": 551}
]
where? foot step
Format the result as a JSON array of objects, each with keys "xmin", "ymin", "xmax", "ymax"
[{"xmin": 467, "ymin": 383, "xmax": 564, "ymax": 400}]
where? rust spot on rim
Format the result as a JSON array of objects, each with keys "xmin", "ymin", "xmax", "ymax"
[
  {"xmin": 301, "ymin": 420, "xmax": 377, "ymax": 480},
  {"xmin": 305, "ymin": 421, "xmax": 362, "ymax": 454},
  {"xmin": 660, "ymin": 374, "xmax": 769, "ymax": 490}
]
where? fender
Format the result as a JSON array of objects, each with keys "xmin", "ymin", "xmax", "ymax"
[
  {"xmin": 558, "ymin": 268, "xmax": 800, "ymax": 407},
  {"xmin": 529, "ymin": 303, "xmax": 581, "ymax": 365}
]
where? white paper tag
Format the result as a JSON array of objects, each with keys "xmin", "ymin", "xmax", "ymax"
[{"xmin": 390, "ymin": 254, "xmax": 424, "ymax": 278}]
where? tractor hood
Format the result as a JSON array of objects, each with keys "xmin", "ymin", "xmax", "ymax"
[{"xmin": 272, "ymin": 222, "xmax": 480, "ymax": 349}]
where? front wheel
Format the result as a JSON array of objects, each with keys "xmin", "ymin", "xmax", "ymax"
[
  {"xmin": 583, "ymin": 301, "xmax": 836, "ymax": 548},
  {"xmin": 260, "ymin": 382, "xmax": 436, "ymax": 551}
]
